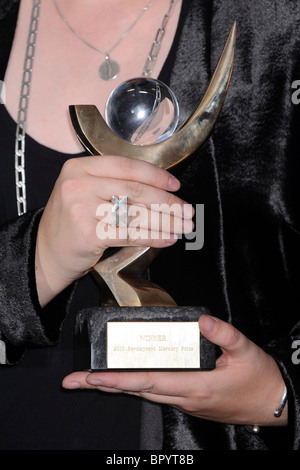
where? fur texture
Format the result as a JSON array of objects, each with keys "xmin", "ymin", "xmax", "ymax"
[
  {"xmin": 0, "ymin": 209, "xmax": 72, "ymax": 363},
  {"xmin": 146, "ymin": 0, "xmax": 300, "ymax": 450}
]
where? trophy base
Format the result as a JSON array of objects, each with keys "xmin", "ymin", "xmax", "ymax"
[{"xmin": 74, "ymin": 306, "xmax": 217, "ymax": 371}]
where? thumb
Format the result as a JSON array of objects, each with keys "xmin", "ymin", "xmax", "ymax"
[{"xmin": 199, "ymin": 314, "xmax": 249, "ymax": 355}]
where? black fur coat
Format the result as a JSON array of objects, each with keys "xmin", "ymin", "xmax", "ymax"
[{"xmin": 0, "ymin": 0, "xmax": 300, "ymax": 450}]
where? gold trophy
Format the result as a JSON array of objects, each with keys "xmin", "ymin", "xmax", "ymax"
[{"xmin": 71, "ymin": 23, "xmax": 236, "ymax": 371}]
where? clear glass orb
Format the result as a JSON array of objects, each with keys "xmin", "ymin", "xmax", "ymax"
[{"xmin": 105, "ymin": 78, "xmax": 179, "ymax": 145}]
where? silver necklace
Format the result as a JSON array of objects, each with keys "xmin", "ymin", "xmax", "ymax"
[
  {"xmin": 15, "ymin": 0, "xmax": 41, "ymax": 216},
  {"xmin": 142, "ymin": 0, "xmax": 177, "ymax": 77},
  {"xmin": 53, "ymin": 0, "xmax": 156, "ymax": 81},
  {"xmin": 15, "ymin": 0, "xmax": 177, "ymax": 216}
]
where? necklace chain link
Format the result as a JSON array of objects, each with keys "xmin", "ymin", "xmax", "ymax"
[
  {"xmin": 143, "ymin": 0, "xmax": 176, "ymax": 77},
  {"xmin": 15, "ymin": 0, "xmax": 177, "ymax": 216},
  {"xmin": 15, "ymin": 0, "xmax": 41, "ymax": 216}
]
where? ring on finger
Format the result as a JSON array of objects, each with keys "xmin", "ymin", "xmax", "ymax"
[{"xmin": 111, "ymin": 196, "xmax": 128, "ymax": 227}]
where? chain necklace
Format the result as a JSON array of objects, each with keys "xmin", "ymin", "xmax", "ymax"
[
  {"xmin": 15, "ymin": 0, "xmax": 177, "ymax": 216},
  {"xmin": 142, "ymin": 0, "xmax": 177, "ymax": 77},
  {"xmin": 53, "ymin": 0, "xmax": 156, "ymax": 81},
  {"xmin": 15, "ymin": 0, "xmax": 41, "ymax": 216}
]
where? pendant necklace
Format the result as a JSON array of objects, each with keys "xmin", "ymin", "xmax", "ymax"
[
  {"xmin": 53, "ymin": 0, "xmax": 156, "ymax": 81},
  {"xmin": 15, "ymin": 0, "xmax": 177, "ymax": 216}
]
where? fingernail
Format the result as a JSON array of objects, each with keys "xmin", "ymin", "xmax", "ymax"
[
  {"xmin": 168, "ymin": 175, "xmax": 180, "ymax": 191},
  {"xmin": 164, "ymin": 234, "xmax": 178, "ymax": 244},
  {"xmin": 200, "ymin": 315, "xmax": 218, "ymax": 334},
  {"xmin": 182, "ymin": 219, "xmax": 194, "ymax": 233},
  {"xmin": 65, "ymin": 382, "xmax": 81, "ymax": 389},
  {"xmin": 182, "ymin": 203, "xmax": 194, "ymax": 219}
]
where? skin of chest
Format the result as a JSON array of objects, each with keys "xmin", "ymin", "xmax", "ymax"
[{"xmin": 4, "ymin": 0, "xmax": 182, "ymax": 153}]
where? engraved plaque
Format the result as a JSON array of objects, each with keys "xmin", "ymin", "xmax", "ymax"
[
  {"xmin": 106, "ymin": 322, "xmax": 200, "ymax": 369},
  {"xmin": 74, "ymin": 306, "xmax": 217, "ymax": 371}
]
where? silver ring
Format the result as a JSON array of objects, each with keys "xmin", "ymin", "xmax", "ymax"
[{"xmin": 111, "ymin": 196, "xmax": 128, "ymax": 227}]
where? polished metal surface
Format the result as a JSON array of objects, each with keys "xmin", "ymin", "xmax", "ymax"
[
  {"xmin": 70, "ymin": 22, "xmax": 236, "ymax": 307},
  {"xmin": 92, "ymin": 246, "xmax": 176, "ymax": 306}
]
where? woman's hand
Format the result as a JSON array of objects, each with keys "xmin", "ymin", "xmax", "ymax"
[
  {"xmin": 63, "ymin": 315, "xmax": 288, "ymax": 427},
  {"xmin": 35, "ymin": 155, "xmax": 193, "ymax": 306}
]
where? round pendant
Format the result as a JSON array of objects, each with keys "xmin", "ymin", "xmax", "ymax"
[{"xmin": 99, "ymin": 59, "xmax": 119, "ymax": 81}]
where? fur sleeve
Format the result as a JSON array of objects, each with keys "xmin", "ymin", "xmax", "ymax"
[{"xmin": 0, "ymin": 209, "xmax": 72, "ymax": 364}]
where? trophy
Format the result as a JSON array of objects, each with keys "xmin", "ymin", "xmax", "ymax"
[{"xmin": 71, "ymin": 23, "xmax": 236, "ymax": 371}]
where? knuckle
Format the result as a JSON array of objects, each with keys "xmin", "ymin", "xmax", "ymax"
[
  {"xmin": 190, "ymin": 384, "xmax": 211, "ymax": 403},
  {"xmin": 183, "ymin": 387, "xmax": 212, "ymax": 414},
  {"xmin": 224, "ymin": 325, "xmax": 242, "ymax": 349},
  {"xmin": 118, "ymin": 156, "xmax": 135, "ymax": 175},
  {"xmin": 128, "ymin": 204, "xmax": 147, "ymax": 227},
  {"xmin": 60, "ymin": 177, "xmax": 81, "ymax": 199},
  {"xmin": 69, "ymin": 201, "xmax": 86, "ymax": 224},
  {"xmin": 140, "ymin": 373, "xmax": 155, "ymax": 393},
  {"xmin": 126, "ymin": 227, "xmax": 140, "ymax": 244},
  {"xmin": 182, "ymin": 402, "xmax": 201, "ymax": 414},
  {"xmin": 158, "ymin": 168, "xmax": 170, "ymax": 189},
  {"xmin": 61, "ymin": 157, "xmax": 82, "ymax": 175},
  {"xmin": 126, "ymin": 180, "xmax": 143, "ymax": 199},
  {"xmin": 150, "ymin": 162, "xmax": 168, "ymax": 182},
  {"xmin": 166, "ymin": 192, "xmax": 180, "ymax": 212},
  {"xmin": 60, "ymin": 169, "xmax": 88, "ymax": 202}
]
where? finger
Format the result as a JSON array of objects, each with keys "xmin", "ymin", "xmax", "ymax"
[
  {"xmin": 69, "ymin": 155, "xmax": 181, "ymax": 192},
  {"xmin": 199, "ymin": 315, "xmax": 250, "ymax": 356},
  {"xmin": 84, "ymin": 370, "xmax": 208, "ymax": 398},
  {"xmin": 65, "ymin": 171, "xmax": 194, "ymax": 221},
  {"xmin": 126, "ymin": 204, "xmax": 194, "ymax": 234},
  {"xmin": 62, "ymin": 371, "xmax": 187, "ymax": 406},
  {"xmin": 95, "ymin": 221, "xmax": 179, "ymax": 248},
  {"xmin": 126, "ymin": 208, "xmax": 193, "ymax": 235},
  {"xmin": 62, "ymin": 371, "xmax": 95, "ymax": 390},
  {"xmin": 93, "ymin": 178, "xmax": 193, "ymax": 219},
  {"xmin": 95, "ymin": 203, "xmax": 179, "ymax": 247},
  {"xmin": 95, "ymin": 200, "xmax": 194, "ymax": 235}
]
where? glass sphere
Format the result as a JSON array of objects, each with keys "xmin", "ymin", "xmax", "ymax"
[{"xmin": 105, "ymin": 78, "xmax": 179, "ymax": 145}]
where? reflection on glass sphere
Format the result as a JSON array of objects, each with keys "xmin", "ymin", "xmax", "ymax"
[{"xmin": 105, "ymin": 78, "xmax": 179, "ymax": 145}]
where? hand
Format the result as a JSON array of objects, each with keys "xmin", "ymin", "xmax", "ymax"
[
  {"xmin": 63, "ymin": 315, "xmax": 288, "ymax": 427},
  {"xmin": 35, "ymin": 155, "xmax": 193, "ymax": 306}
]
